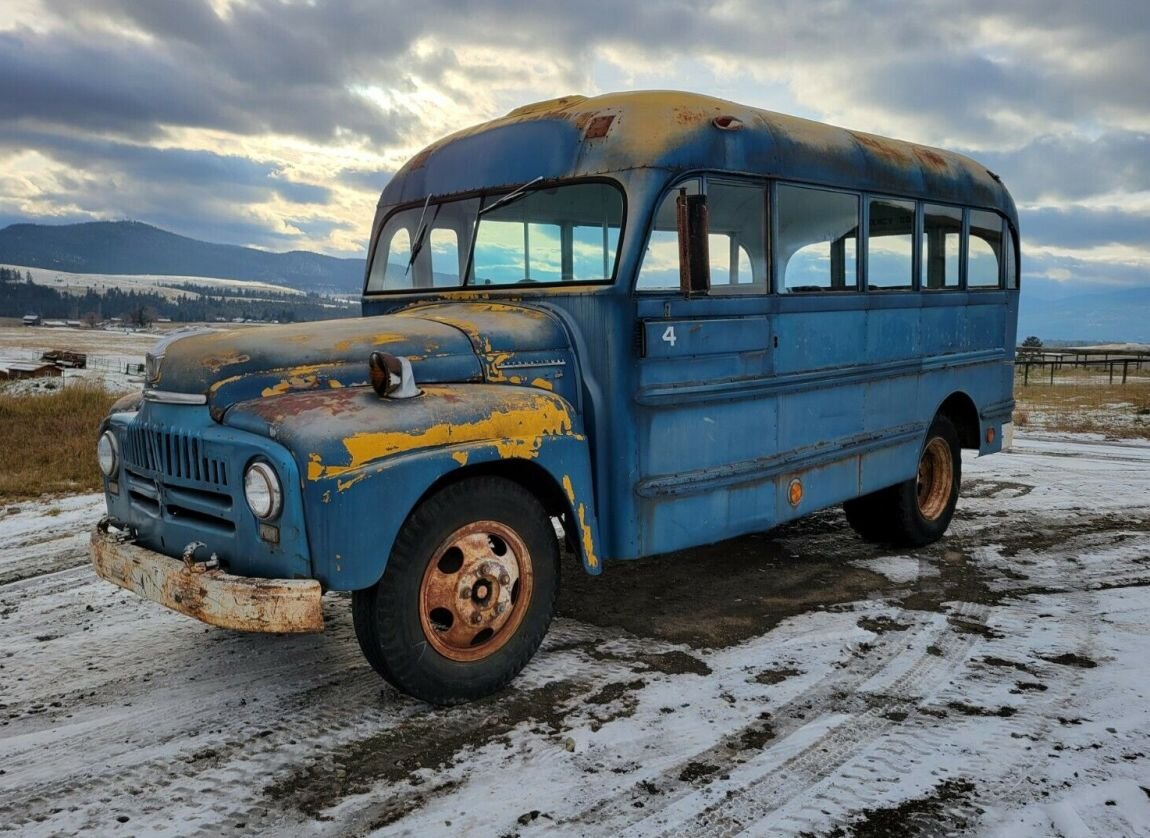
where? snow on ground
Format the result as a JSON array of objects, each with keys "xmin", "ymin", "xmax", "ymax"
[
  {"xmin": 1, "ymin": 432, "xmax": 1149, "ymax": 836},
  {"xmin": 3, "ymin": 264, "xmax": 302, "ymax": 300}
]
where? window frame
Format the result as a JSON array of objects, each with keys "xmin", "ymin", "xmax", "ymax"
[
  {"xmin": 634, "ymin": 174, "xmax": 770, "ymax": 296},
  {"xmin": 363, "ymin": 177, "xmax": 628, "ymax": 295},
  {"xmin": 965, "ymin": 208, "xmax": 1007, "ymax": 291},
  {"xmin": 863, "ymin": 194, "xmax": 918, "ymax": 293},
  {"xmin": 772, "ymin": 181, "xmax": 862, "ymax": 295}
]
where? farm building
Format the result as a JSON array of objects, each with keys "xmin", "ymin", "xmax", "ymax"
[{"xmin": 0, "ymin": 362, "xmax": 63, "ymax": 381}]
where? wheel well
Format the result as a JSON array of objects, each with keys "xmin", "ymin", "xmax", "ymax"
[
  {"xmin": 937, "ymin": 392, "xmax": 980, "ymax": 449},
  {"xmin": 415, "ymin": 459, "xmax": 575, "ymax": 546}
]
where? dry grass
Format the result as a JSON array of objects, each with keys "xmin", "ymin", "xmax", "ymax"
[
  {"xmin": 1014, "ymin": 374, "xmax": 1150, "ymax": 439},
  {"xmin": 0, "ymin": 382, "xmax": 118, "ymax": 500}
]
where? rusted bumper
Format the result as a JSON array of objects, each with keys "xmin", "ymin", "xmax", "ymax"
[{"xmin": 90, "ymin": 522, "xmax": 324, "ymax": 634}]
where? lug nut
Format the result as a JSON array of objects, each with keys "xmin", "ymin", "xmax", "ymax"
[
  {"xmin": 471, "ymin": 613, "xmax": 483, "ymax": 625},
  {"xmin": 499, "ymin": 573, "xmax": 510, "ymax": 585}
]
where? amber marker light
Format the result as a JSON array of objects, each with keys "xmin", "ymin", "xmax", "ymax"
[{"xmin": 788, "ymin": 478, "xmax": 804, "ymax": 506}]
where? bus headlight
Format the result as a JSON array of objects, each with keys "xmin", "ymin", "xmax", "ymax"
[
  {"xmin": 97, "ymin": 431, "xmax": 119, "ymax": 476},
  {"xmin": 243, "ymin": 462, "xmax": 282, "ymax": 520}
]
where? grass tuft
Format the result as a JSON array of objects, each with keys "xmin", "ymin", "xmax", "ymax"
[{"xmin": 0, "ymin": 383, "xmax": 119, "ymax": 500}]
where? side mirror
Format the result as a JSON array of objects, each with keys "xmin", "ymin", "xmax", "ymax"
[{"xmin": 677, "ymin": 190, "xmax": 710, "ymax": 296}]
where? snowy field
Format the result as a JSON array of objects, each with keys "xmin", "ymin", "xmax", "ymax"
[
  {"xmin": 2, "ymin": 264, "xmax": 301, "ymax": 301},
  {"xmin": 1, "ymin": 433, "xmax": 1149, "ymax": 836}
]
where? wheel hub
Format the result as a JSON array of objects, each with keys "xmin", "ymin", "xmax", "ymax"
[
  {"xmin": 418, "ymin": 521, "xmax": 533, "ymax": 661},
  {"xmin": 916, "ymin": 436, "xmax": 954, "ymax": 521}
]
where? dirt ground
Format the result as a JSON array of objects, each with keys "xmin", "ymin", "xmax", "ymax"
[{"xmin": 2, "ymin": 434, "xmax": 1150, "ymax": 836}]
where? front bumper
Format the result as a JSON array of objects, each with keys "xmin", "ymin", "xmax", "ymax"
[{"xmin": 90, "ymin": 520, "xmax": 323, "ymax": 633}]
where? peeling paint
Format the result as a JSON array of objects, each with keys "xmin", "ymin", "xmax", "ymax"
[
  {"xmin": 577, "ymin": 502, "xmax": 598, "ymax": 569},
  {"xmin": 452, "ymin": 451, "xmax": 470, "ymax": 466},
  {"xmin": 530, "ymin": 377, "xmax": 554, "ymax": 391},
  {"xmin": 306, "ymin": 392, "xmax": 574, "ymax": 483},
  {"xmin": 202, "ymin": 352, "xmax": 251, "ymax": 373},
  {"xmin": 560, "ymin": 475, "xmax": 597, "ymax": 569}
]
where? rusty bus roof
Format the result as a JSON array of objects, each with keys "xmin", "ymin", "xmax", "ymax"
[{"xmin": 381, "ymin": 90, "xmax": 1016, "ymax": 225}]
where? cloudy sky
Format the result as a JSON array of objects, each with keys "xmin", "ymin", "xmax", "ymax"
[{"xmin": 1, "ymin": 0, "xmax": 1148, "ymax": 288}]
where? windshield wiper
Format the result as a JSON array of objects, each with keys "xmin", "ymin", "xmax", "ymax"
[
  {"xmin": 405, "ymin": 195, "xmax": 437, "ymax": 277},
  {"xmin": 478, "ymin": 176, "xmax": 544, "ymax": 217},
  {"xmin": 462, "ymin": 177, "xmax": 545, "ymax": 286}
]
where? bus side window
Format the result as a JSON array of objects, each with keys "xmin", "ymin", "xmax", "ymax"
[
  {"xmin": 921, "ymin": 204, "xmax": 962, "ymax": 290},
  {"xmin": 777, "ymin": 184, "xmax": 859, "ymax": 292},
  {"xmin": 637, "ymin": 179, "xmax": 701, "ymax": 291},
  {"xmin": 867, "ymin": 197, "xmax": 914, "ymax": 290},
  {"xmin": 968, "ymin": 209, "xmax": 1003, "ymax": 289},
  {"xmin": 1004, "ymin": 225, "xmax": 1018, "ymax": 289},
  {"xmin": 707, "ymin": 180, "xmax": 767, "ymax": 294}
]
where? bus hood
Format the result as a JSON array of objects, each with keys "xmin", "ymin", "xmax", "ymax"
[{"xmin": 145, "ymin": 302, "xmax": 573, "ymax": 413}]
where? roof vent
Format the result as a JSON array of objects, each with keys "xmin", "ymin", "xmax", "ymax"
[{"xmin": 712, "ymin": 115, "xmax": 743, "ymax": 131}]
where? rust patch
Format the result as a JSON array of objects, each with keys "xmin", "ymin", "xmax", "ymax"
[
  {"xmin": 418, "ymin": 521, "xmax": 533, "ymax": 662},
  {"xmin": 584, "ymin": 114, "xmax": 615, "ymax": 139},
  {"xmin": 90, "ymin": 526, "xmax": 323, "ymax": 633},
  {"xmin": 914, "ymin": 146, "xmax": 950, "ymax": 173},
  {"xmin": 201, "ymin": 352, "xmax": 251, "ymax": 373},
  {"xmin": 672, "ymin": 106, "xmax": 712, "ymax": 127},
  {"xmin": 850, "ymin": 131, "xmax": 915, "ymax": 166}
]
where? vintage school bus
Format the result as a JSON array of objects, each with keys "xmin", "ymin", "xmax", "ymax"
[{"xmin": 91, "ymin": 91, "xmax": 1019, "ymax": 704}]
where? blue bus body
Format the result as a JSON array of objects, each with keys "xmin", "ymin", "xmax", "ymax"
[{"xmin": 93, "ymin": 91, "xmax": 1018, "ymax": 697}]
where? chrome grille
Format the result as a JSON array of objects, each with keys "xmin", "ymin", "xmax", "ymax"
[{"xmin": 121, "ymin": 425, "xmax": 229, "ymax": 487}]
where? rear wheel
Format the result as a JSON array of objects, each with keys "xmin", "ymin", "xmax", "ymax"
[
  {"xmin": 843, "ymin": 415, "xmax": 961, "ymax": 547},
  {"xmin": 352, "ymin": 476, "xmax": 559, "ymax": 705},
  {"xmin": 843, "ymin": 490, "xmax": 892, "ymax": 543}
]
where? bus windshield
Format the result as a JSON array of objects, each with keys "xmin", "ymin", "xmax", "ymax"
[{"xmin": 366, "ymin": 181, "xmax": 623, "ymax": 292}]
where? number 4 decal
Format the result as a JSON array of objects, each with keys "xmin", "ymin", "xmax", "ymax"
[{"xmin": 662, "ymin": 325, "xmax": 677, "ymax": 347}]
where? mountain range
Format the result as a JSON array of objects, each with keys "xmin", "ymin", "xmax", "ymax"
[
  {"xmin": 1018, "ymin": 278, "xmax": 1150, "ymax": 344},
  {"xmin": 0, "ymin": 221, "xmax": 365, "ymax": 294}
]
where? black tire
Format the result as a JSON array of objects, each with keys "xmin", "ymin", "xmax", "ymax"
[
  {"xmin": 843, "ymin": 415, "xmax": 961, "ymax": 548},
  {"xmin": 843, "ymin": 489, "xmax": 894, "ymax": 543},
  {"xmin": 352, "ymin": 476, "xmax": 559, "ymax": 705}
]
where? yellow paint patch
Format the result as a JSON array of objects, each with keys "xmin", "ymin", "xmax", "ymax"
[
  {"xmin": 531, "ymin": 377, "xmax": 554, "ymax": 391},
  {"xmin": 202, "ymin": 352, "xmax": 251, "ymax": 373},
  {"xmin": 258, "ymin": 364, "xmax": 329, "ymax": 397},
  {"xmin": 452, "ymin": 451, "xmax": 470, "ymax": 466},
  {"xmin": 576, "ymin": 503, "xmax": 598, "ymax": 569},
  {"xmin": 560, "ymin": 475, "xmax": 597, "ymax": 568},
  {"xmin": 309, "ymin": 393, "xmax": 574, "ymax": 483},
  {"xmin": 328, "ymin": 379, "xmax": 343, "ymax": 389}
]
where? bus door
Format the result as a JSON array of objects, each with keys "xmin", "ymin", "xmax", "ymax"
[{"xmin": 632, "ymin": 178, "xmax": 777, "ymax": 556}]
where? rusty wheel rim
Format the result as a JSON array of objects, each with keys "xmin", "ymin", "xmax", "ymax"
[
  {"xmin": 916, "ymin": 437, "xmax": 954, "ymax": 521},
  {"xmin": 418, "ymin": 521, "xmax": 534, "ymax": 662}
]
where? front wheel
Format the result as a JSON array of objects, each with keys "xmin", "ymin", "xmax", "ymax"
[
  {"xmin": 843, "ymin": 415, "xmax": 961, "ymax": 547},
  {"xmin": 353, "ymin": 476, "xmax": 559, "ymax": 705}
]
